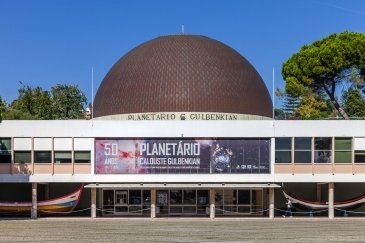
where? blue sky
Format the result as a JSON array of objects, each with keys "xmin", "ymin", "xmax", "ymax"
[{"xmin": 1, "ymin": 0, "xmax": 364, "ymax": 107}]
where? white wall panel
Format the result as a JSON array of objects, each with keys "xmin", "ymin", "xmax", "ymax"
[
  {"xmin": 54, "ymin": 138, "xmax": 72, "ymax": 150},
  {"xmin": 13, "ymin": 137, "xmax": 32, "ymax": 150},
  {"xmin": 74, "ymin": 138, "xmax": 94, "ymax": 150},
  {"xmin": 34, "ymin": 138, "xmax": 52, "ymax": 150},
  {"xmin": 354, "ymin": 138, "xmax": 365, "ymax": 150}
]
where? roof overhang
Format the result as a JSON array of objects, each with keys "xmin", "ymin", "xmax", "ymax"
[{"xmin": 84, "ymin": 183, "xmax": 281, "ymax": 189}]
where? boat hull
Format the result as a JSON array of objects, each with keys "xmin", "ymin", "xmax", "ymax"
[{"xmin": 0, "ymin": 185, "xmax": 83, "ymax": 215}]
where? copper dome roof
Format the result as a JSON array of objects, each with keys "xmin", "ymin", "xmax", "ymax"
[{"xmin": 93, "ymin": 35, "xmax": 272, "ymax": 118}]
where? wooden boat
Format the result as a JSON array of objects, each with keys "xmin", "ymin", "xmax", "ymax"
[
  {"xmin": 0, "ymin": 185, "xmax": 83, "ymax": 215},
  {"xmin": 283, "ymin": 190, "xmax": 365, "ymax": 210}
]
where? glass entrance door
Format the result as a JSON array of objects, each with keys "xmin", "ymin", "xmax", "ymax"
[
  {"xmin": 156, "ymin": 190, "xmax": 169, "ymax": 215},
  {"xmin": 115, "ymin": 190, "xmax": 128, "ymax": 213}
]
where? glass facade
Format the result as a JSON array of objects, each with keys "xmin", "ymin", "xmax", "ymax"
[
  {"xmin": 294, "ymin": 137, "xmax": 311, "ymax": 163},
  {"xmin": 75, "ymin": 151, "xmax": 91, "ymax": 163},
  {"xmin": 0, "ymin": 138, "xmax": 11, "ymax": 163},
  {"xmin": 334, "ymin": 138, "xmax": 352, "ymax": 163},
  {"xmin": 100, "ymin": 189, "xmax": 263, "ymax": 217},
  {"xmin": 102, "ymin": 189, "xmax": 151, "ymax": 216},
  {"xmin": 34, "ymin": 151, "xmax": 52, "ymax": 163},
  {"xmin": 215, "ymin": 189, "xmax": 263, "ymax": 215},
  {"xmin": 54, "ymin": 151, "xmax": 72, "ymax": 164},
  {"xmin": 314, "ymin": 137, "xmax": 332, "ymax": 163},
  {"xmin": 355, "ymin": 150, "xmax": 365, "ymax": 163},
  {"xmin": 275, "ymin": 138, "xmax": 291, "ymax": 163},
  {"xmin": 14, "ymin": 151, "xmax": 31, "ymax": 164}
]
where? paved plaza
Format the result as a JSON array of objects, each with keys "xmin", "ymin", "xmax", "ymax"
[{"xmin": 0, "ymin": 218, "xmax": 364, "ymax": 242}]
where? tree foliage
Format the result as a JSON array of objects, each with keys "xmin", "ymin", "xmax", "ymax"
[
  {"xmin": 0, "ymin": 97, "xmax": 6, "ymax": 121},
  {"xmin": 10, "ymin": 85, "xmax": 53, "ymax": 119},
  {"xmin": 294, "ymin": 95, "xmax": 328, "ymax": 119},
  {"xmin": 51, "ymin": 84, "xmax": 87, "ymax": 119},
  {"xmin": 2, "ymin": 83, "xmax": 88, "ymax": 120},
  {"xmin": 343, "ymin": 89, "xmax": 365, "ymax": 118},
  {"xmin": 275, "ymin": 88, "xmax": 300, "ymax": 118},
  {"xmin": 282, "ymin": 31, "xmax": 365, "ymax": 119}
]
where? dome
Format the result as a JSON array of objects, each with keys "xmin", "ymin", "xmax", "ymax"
[{"xmin": 93, "ymin": 35, "xmax": 272, "ymax": 119}]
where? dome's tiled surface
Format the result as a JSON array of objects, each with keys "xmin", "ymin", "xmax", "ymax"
[{"xmin": 93, "ymin": 35, "xmax": 272, "ymax": 118}]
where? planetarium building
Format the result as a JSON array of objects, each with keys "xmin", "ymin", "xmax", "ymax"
[{"xmin": 1, "ymin": 35, "xmax": 365, "ymax": 219}]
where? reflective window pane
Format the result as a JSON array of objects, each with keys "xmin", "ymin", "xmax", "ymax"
[
  {"xmin": 54, "ymin": 151, "xmax": 72, "ymax": 164},
  {"xmin": 335, "ymin": 151, "xmax": 351, "ymax": 163},
  {"xmin": 237, "ymin": 190, "xmax": 250, "ymax": 204},
  {"xmin": 224, "ymin": 190, "xmax": 236, "ymax": 205},
  {"xmin": 314, "ymin": 151, "xmax": 331, "ymax": 163},
  {"xmin": 295, "ymin": 137, "xmax": 311, "ymax": 150},
  {"xmin": 129, "ymin": 190, "xmax": 142, "ymax": 205},
  {"xmin": 34, "ymin": 151, "xmax": 52, "ymax": 163},
  {"xmin": 75, "ymin": 151, "xmax": 91, "ymax": 163},
  {"xmin": 355, "ymin": 151, "xmax": 365, "ymax": 163},
  {"xmin": 14, "ymin": 151, "xmax": 31, "ymax": 163},
  {"xmin": 275, "ymin": 151, "xmax": 291, "ymax": 163},
  {"xmin": 276, "ymin": 138, "xmax": 291, "ymax": 150},
  {"xmin": 170, "ymin": 190, "xmax": 182, "ymax": 205},
  {"xmin": 315, "ymin": 137, "xmax": 332, "ymax": 150},
  {"xmin": 335, "ymin": 138, "xmax": 352, "ymax": 150},
  {"xmin": 294, "ymin": 151, "xmax": 311, "ymax": 163},
  {"xmin": 183, "ymin": 190, "xmax": 196, "ymax": 204},
  {"xmin": 0, "ymin": 138, "xmax": 11, "ymax": 151}
]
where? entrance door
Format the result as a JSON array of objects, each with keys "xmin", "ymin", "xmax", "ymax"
[
  {"xmin": 156, "ymin": 190, "xmax": 169, "ymax": 215},
  {"xmin": 115, "ymin": 190, "xmax": 128, "ymax": 213}
]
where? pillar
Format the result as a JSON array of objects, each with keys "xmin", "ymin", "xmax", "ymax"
[
  {"xmin": 316, "ymin": 183, "xmax": 321, "ymax": 202},
  {"xmin": 209, "ymin": 189, "xmax": 215, "ymax": 219},
  {"xmin": 31, "ymin": 183, "xmax": 37, "ymax": 219},
  {"xmin": 150, "ymin": 189, "xmax": 156, "ymax": 218},
  {"xmin": 328, "ymin": 182, "xmax": 334, "ymax": 219},
  {"xmin": 91, "ymin": 188, "xmax": 97, "ymax": 218},
  {"xmin": 269, "ymin": 187, "xmax": 275, "ymax": 219}
]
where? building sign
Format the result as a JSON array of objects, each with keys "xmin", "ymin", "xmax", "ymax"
[
  {"xmin": 95, "ymin": 112, "xmax": 270, "ymax": 121},
  {"xmin": 95, "ymin": 138, "xmax": 270, "ymax": 174}
]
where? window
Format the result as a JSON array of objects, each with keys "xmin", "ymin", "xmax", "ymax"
[
  {"xmin": 0, "ymin": 138, "xmax": 11, "ymax": 163},
  {"xmin": 275, "ymin": 138, "xmax": 291, "ymax": 163},
  {"xmin": 54, "ymin": 151, "xmax": 72, "ymax": 164},
  {"xmin": 237, "ymin": 190, "xmax": 251, "ymax": 204},
  {"xmin": 314, "ymin": 137, "xmax": 332, "ymax": 163},
  {"xmin": 183, "ymin": 190, "xmax": 196, "ymax": 204},
  {"xmin": 129, "ymin": 190, "xmax": 142, "ymax": 205},
  {"xmin": 170, "ymin": 190, "xmax": 182, "ymax": 204},
  {"xmin": 34, "ymin": 151, "xmax": 52, "ymax": 163},
  {"xmin": 14, "ymin": 151, "xmax": 31, "ymax": 163},
  {"xmin": 335, "ymin": 138, "xmax": 352, "ymax": 163},
  {"xmin": 74, "ymin": 151, "xmax": 91, "ymax": 163},
  {"xmin": 355, "ymin": 151, "xmax": 365, "ymax": 163},
  {"xmin": 294, "ymin": 137, "xmax": 311, "ymax": 163}
]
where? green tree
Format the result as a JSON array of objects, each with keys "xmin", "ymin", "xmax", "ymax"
[
  {"xmin": 282, "ymin": 31, "xmax": 365, "ymax": 119},
  {"xmin": 10, "ymin": 85, "xmax": 53, "ymax": 119},
  {"xmin": 275, "ymin": 88, "xmax": 300, "ymax": 118},
  {"xmin": 0, "ymin": 97, "xmax": 6, "ymax": 121},
  {"xmin": 274, "ymin": 108, "xmax": 286, "ymax": 120},
  {"xmin": 343, "ymin": 89, "xmax": 365, "ymax": 118},
  {"xmin": 294, "ymin": 95, "xmax": 328, "ymax": 119},
  {"xmin": 51, "ymin": 84, "xmax": 87, "ymax": 119}
]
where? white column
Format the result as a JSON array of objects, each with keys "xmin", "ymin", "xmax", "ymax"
[
  {"xmin": 151, "ymin": 189, "xmax": 156, "ymax": 218},
  {"xmin": 269, "ymin": 187, "xmax": 274, "ymax": 219},
  {"xmin": 209, "ymin": 189, "xmax": 215, "ymax": 219},
  {"xmin": 31, "ymin": 183, "xmax": 37, "ymax": 219},
  {"xmin": 328, "ymin": 182, "xmax": 334, "ymax": 219},
  {"xmin": 91, "ymin": 188, "xmax": 97, "ymax": 218}
]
